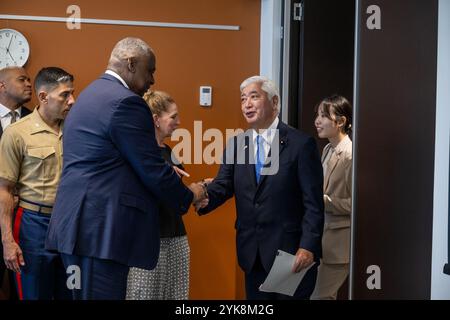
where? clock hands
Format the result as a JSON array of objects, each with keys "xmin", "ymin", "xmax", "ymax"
[
  {"xmin": 6, "ymin": 34, "xmax": 13, "ymax": 53},
  {"xmin": 8, "ymin": 50, "xmax": 17, "ymax": 63},
  {"xmin": 3, "ymin": 35, "xmax": 18, "ymax": 65},
  {"xmin": 0, "ymin": 30, "xmax": 29, "ymax": 67}
]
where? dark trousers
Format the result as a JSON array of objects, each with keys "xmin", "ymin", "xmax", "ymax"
[
  {"xmin": 245, "ymin": 252, "xmax": 318, "ymax": 300},
  {"xmin": 13, "ymin": 207, "xmax": 71, "ymax": 300},
  {"xmin": 60, "ymin": 254, "xmax": 129, "ymax": 300}
]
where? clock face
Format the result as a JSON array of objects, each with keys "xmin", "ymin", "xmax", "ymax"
[{"xmin": 0, "ymin": 29, "xmax": 30, "ymax": 69}]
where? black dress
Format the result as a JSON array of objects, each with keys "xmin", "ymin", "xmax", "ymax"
[{"xmin": 158, "ymin": 145, "xmax": 187, "ymax": 238}]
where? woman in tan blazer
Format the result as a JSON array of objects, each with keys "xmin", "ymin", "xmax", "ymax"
[{"xmin": 311, "ymin": 95, "xmax": 352, "ymax": 300}]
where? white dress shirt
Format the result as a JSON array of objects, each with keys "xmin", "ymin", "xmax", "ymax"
[
  {"xmin": 0, "ymin": 103, "xmax": 22, "ymax": 130},
  {"xmin": 252, "ymin": 116, "xmax": 279, "ymax": 161}
]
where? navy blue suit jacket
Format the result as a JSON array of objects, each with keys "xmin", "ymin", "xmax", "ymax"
[
  {"xmin": 199, "ymin": 121, "xmax": 324, "ymax": 273},
  {"xmin": 45, "ymin": 74, "xmax": 193, "ymax": 269}
]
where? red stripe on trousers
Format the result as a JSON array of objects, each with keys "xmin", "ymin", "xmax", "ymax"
[{"xmin": 12, "ymin": 207, "xmax": 24, "ymax": 300}]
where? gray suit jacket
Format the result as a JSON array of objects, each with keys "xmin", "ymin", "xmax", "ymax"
[{"xmin": 321, "ymin": 135, "xmax": 352, "ymax": 264}]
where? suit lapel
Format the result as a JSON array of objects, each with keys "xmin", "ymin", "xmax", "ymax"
[
  {"xmin": 324, "ymin": 149, "xmax": 339, "ymax": 191},
  {"xmin": 21, "ymin": 107, "xmax": 31, "ymax": 117},
  {"xmin": 324, "ymin": 136, "xmax": 352, "ymax": 191}
]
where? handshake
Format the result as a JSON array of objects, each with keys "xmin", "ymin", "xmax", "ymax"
[
  {"xmin": 188, "ymin": 178, "xmax": 213, "ymax": 212},
  {"xmin": 172, "ymin": 166, "xmax": 212, "ymax": 212}
]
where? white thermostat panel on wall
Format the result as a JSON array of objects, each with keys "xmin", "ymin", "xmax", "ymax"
[{"xmin": 200, "ymin": 86, "xmax": 212, "ymax": 107}]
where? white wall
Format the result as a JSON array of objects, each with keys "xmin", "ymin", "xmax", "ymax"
[
  {"xmin": 431, "ymin": 0, "xmax": 450, "ymax": 299},
  {"xmin": 259, "ymin": 0, "xmax": 283, "ymax": 86}
]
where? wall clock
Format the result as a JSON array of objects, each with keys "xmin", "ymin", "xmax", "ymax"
[{"xmin": 0, "ymin": 29, "xmax": 30, "ymax": 68}]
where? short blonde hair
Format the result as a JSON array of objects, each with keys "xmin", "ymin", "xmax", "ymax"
[{"xmin": 142, "ymin": 90, "xmax": 175, "ymax": 116}]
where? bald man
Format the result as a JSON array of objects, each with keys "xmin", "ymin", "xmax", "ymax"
[
  {"xmin": 0, "ymin": 67, "xmax": 31, "ymax": 300},
  {"xmin": 0, "ymin": 67, "xmax": 32, "ymax": 138},
  {"xmin": 46, "ymin": 37, "xmax": 206, "ymax": 300}
]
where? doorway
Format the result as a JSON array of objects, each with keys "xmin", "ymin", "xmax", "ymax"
[{"xmin": 282, "ymin": 0, "xmax": 356, "ymax": 299}]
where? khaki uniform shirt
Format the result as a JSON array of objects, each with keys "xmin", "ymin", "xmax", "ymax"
[{"xmin": 0, "ymin": 107, "xmax": 63, "ymax": 206}]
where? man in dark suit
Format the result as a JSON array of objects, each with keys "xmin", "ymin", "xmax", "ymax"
[
  {"xmin": 0, "ymin": 67, "xmax": 32, "ymax": 138},
  {"xmin": 45, "ymin": 38, "xmax": 206, "ymax": 300},
  {"xmin": 0, "ymin": 67, "xmax": 32, "ymax": 300},
  {"xmin": 197, "ymin": 76, "xmax": 324, "ymax": 300}
]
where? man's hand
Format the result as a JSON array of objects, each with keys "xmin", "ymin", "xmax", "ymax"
[
  {"xmin": 194, "ymin": 198, "xmax": 209, "ymax": 212},
  {"xmin": 292, "ymin": 248, "xmax": 314, "ymax": 273},
  {"xmin": 202, "ymin": 178, "xmax": 214, "ymax": 185},
  {"xmin": 2, "ymin": 239, "xmax": 25, "ymax": 273},
  {"xmin": 188, "ymin": 182, "xmax": 207, "ymax": 203},
  {"xmin": 193, "ymin": 178, "xmax": 213, "ymax": 212}
]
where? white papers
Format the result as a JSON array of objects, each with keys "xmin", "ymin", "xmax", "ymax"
[{"xmin": 259, "ymin": 250, "xmax": 316, "ymax": 296}]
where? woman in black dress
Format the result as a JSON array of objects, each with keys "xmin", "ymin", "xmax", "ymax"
[{"xmin": 127, "ymin": 90, "xmax": 190, "ymax": 300}]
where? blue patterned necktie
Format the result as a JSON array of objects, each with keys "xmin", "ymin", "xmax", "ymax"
[{"xmin": 255, "ymin": 135, "xmax": 265, "ymax": 183}]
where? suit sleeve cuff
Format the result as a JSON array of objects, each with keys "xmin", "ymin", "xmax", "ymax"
[
  {"xmin": 299, "ymin": 239, "xmax": 321, "ymax": 260},
  {"xmin": 179, "ymin": 188, "xmax": 194, "ymax": 214}
]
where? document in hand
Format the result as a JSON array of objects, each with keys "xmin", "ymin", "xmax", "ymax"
[{"xmin": 259, "ymin": 250, "xmax": 316, "ymax": 296}]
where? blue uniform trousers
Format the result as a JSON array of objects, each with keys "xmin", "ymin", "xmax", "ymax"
[{"xmin": 13, "ymin": 206, "xmax": 71, "ymax": 300}]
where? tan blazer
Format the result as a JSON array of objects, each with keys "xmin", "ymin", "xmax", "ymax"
[{"xmin": 321, "ymin": 135, "xmax": 352, "ymax": 264}]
